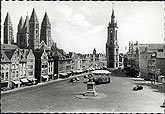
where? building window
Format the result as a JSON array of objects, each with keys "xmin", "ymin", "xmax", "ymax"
[
  {"xmin": 42, "ymin": 64, "xmax": 47, "ymax": 68},
  {"xmin": 110, "ymin": 32, "xmax": 113, "ymax": 40},
  {"xmin": 1, "ymin": 73, "xmax": 4, "ymax": 80},
  {"xmin": 12, "ymin": 64, "xmax": 15, "ymax": 69},
  {"xmin": 20, "ymin": 71, "xmax": 23, "ymax": 76},
  {"xmin": 158, "ymin": 49, "xmax": 163, "ymax": 52},
  {"xmin": 28, "ymin": 59, "xmax": 33, "ymax": 62},
  {"xmin": 36, "ymin": 24, "xmax": 39, "ymax": 29},
  {"xmin": 5, "ymin": 72, "xmax": 8, "ymax": 80},
  {"xmin": 28, "ymin": 65, "xmax": 33, "ymax": 69},
  {"xmin": 29, "ymin": 71, "xmax": 33, "ymax": 76},
  {"xmin": 16, "ymin": 71, "xmax": 19, "ymax": 77},
  {"xmin": 1, "ymin": 66, "xmax": 4, "ymax": 70},
  {"xmin": 16, "ymin": 64, "xmax": 19, "ymax": 69},
  {"xmin": 23, "ymin": 71, "xmax": 26, "ymax": 76}
]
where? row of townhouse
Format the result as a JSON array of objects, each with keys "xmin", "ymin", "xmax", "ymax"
[
  {"xmin": 56, "ymin": 49, "xmax": 107, "ymax": 78},
  {"xmin": 1, "ymin": 42, "xmax": 107, "ymax": 89},
  {"xmin": 138, "ymin": 43, "xmax": 165, "ymax": 82},
  {"xmin": 1, "ymin": 42, "xmax": 58, "ymax": 89},
  {"xmin": 124, "ymin": 41, "xmax": 165, "ymax": 82},
  {"xmin": 1, "ymin": 44, "xmax": 36, "ymax": 88},
  {"xmin": 123, "ymin": 41, "xmax": 140, "ymax": 77}
]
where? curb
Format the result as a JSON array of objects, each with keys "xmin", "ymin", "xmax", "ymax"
[
  {"xmin": 1, "ymin": 73, "xmax": 88, "ymax": 95},
  {"xmin": 132, "ymin": 77, "xmax": 164, "ymax": 89},
  {"xmin": 144, "ymin": 81, "xmax": 164, "ymax": 88}
]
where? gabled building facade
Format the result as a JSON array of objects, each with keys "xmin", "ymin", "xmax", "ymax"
[
  {"xmin": 1, "ymin": 50, "xmax": 11, "ymax": 88},
  {"xmin": 26, "ymin": 49, "xmax": 36, "ymax": 82}
]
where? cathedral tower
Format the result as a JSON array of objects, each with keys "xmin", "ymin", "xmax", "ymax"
[
  {"xmin": 4, "ymin": 12, "xmax": 14, "ymax": 44},
  {"xmin": 40, "ymin": 12, "xmax": 53, "ymax": 48},
  {"xmin": 106, "ymin": 5, "xmax": 119, "ymax": 69},
  {"xmin": 29, "ymin": 8, "xmax": 40, "ymax": 50},
  {"xmin": 17, "ymin": 16, "xmax": 29, "ymax": 48}
]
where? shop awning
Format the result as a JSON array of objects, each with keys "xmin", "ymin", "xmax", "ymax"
[
  {"xmin": 59, "ymin": 73, "xmax": 68, "ymax": 76},
  {"xmin": 12, "ymin": 80, "xmax": 21, "ymax": 85},
  {"xmin": 67, "ymin": 71, "xmax": 72, "ymax": 74},
  {"xmin": 28, "ymin": 77, "xmax": 37, "ymax": 81},
  {"xmin": 20, "ymin": 78, "xmax": 29, "ymax": 83},
  {"xmin": 1, "ymin": 80, "xmax": 8, "ymax": 83},
  {"xmin": 42, "ymin": 75, "xmax": 49, "ymax": 79},
  {"xmin": 76, "ymin": 70, "xmax": 83, "ymax": 73}
]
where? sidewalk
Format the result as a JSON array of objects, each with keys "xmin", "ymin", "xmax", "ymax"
[
  {"xmin": 114, "ymin": 69, "xmax": 164, "ymax": 89},
  {"xmin": 1, "ymin": 73, "xmax": 88, "ymax": 95},
  {"xmin": 131, "ymin": 77, "xmax": 164, "ymax": 89},
  {"xmin": 145, "ymin": 80, "xmax": 164, "ymax": 89}
]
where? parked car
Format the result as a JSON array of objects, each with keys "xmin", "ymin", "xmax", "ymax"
[
  {"xmin": 93, "ymin": 76, "xmax": 110, "ymax": 85},
  {"xmin": 91, "ymin": 70, "xmax": 111, "ymax": 85},
  {"xmin": 75, "ymin": 77, "xmax": 80, "ymax": 81},
  {"xmin": 70, "ymin": 78, "xmax": 76, "ymax": 83},
  {"xmin": 133, "ymin": 85, "xmax": 143, "ymax": 91},
  {"xmin": 84, "ymin": 75, "xmax": 88, "ymax": 78}
]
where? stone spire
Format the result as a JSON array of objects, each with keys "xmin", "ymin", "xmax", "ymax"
[
  {"xmin": 93, "ymin": 48, "xmax": 96, "ymax": 55},
  {"xmin": 4, "ymin": 12, "xmax": 14, "ymax": 44},
  {"xmin": 41, "ymin": 12, "xmax": 50, "ymax": 26},
  {"xmin": 22, "ymin": 15, "xmax": 29, "ymax": 33},
  {"xmin": 4, "ymin": 12, "xmax": 12, "ymax": 25},
  {"xmin": 111, "ymin": 3, "xmax": 115, "ymax": 23},
  {"xmin": 30, "ymin": 8, "xmax": 38, "ymax": 22},
  {"xmin": 29, "ymin": 8, "xmax": 40, "ymax": 50},
  {"xmin": 18, "ymin": 16, "xmax": 24, "ymax": 33},
  {"xmin": 40, "ymin": 12, "xmax": 52, "ymax": 48}
]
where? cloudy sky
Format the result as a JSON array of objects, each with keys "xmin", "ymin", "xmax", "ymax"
[{"xmin": 1, "ymin": 1, "xmax": 164, "ymax": 54}]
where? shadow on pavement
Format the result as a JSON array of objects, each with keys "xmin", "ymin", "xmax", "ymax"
[
  {"xmin": 110, "ymin": 69, "xmax": 133, "ymax": 78},
  {"xmin": 110, "ymin": 69, "xmax": 165, "ymax": 94},
  {"xmin": 132, "ymin": 82, "xmax": 164, "ymax": 94}
]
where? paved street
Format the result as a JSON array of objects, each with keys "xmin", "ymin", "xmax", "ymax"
[{"xmin": 1, "ymin": 72, "xmax": 165, "ymax": 113}]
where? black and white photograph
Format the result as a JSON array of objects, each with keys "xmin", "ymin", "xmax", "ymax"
[{"xmin": 1, "ymin": 1, "xmax": 165, "ymax": 113}]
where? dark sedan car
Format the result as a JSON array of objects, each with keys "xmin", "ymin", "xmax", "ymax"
[{"xmin": 93, "ymin": 76, "xmax": 110, "ymax": 85}]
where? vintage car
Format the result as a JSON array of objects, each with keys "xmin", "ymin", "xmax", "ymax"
[
  {"xmin": 91, "ymin": 70, "xmax": 111, "ymax": 85},
  {"xmin": 93, "ymin": 76, "xmax": 110, "ymax": 85},
  {"xmin": 70, "ymin": 78, "xmax": 77, "ymax": 83},
  {"xmin": 133, "ymin": 85, "xmax": 143, "ymax": 91},
  {"xmin": 84, "ymin": 75, "xmax": 88, "ymax": 78},
  {"xmin": 70, "ymin": 77, "xmax": 80, "ymax": 83}
]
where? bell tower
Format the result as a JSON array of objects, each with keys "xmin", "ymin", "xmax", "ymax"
[{"xmin": 106, "ymin": 3, "xmax": 119, "ymax": 69}]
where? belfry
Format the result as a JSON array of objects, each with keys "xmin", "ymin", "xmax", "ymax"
[{"xmin": 106, "ymin": 4, "xmax": 119, "ymax": 69}]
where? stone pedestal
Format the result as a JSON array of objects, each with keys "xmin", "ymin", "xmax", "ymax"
[{"xmin": 84, "ymin": 81, "xmax": 97, "ymax": 96}]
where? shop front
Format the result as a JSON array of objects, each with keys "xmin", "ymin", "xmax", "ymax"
[{"xmin": 12, "ymin": 80, "xmax": 22, "ymax": 88}]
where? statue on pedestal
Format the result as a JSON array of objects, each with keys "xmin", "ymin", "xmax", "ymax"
[{"xmin": 84, "ymin": 73, "xmax": 97, "ymax": 96}]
